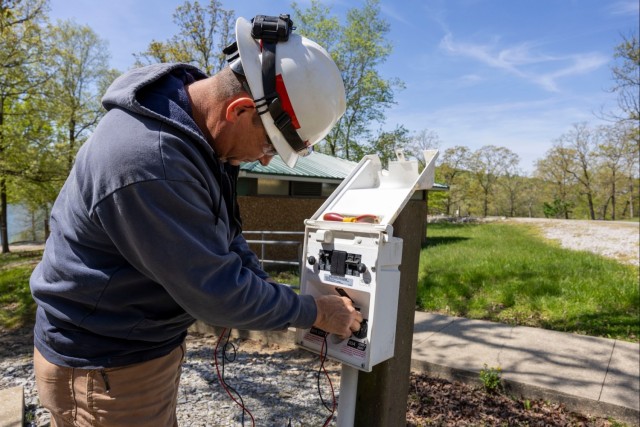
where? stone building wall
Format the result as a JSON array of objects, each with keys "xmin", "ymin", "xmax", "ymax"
[{"xmin": 237, "ymin": 196, "xmax": 325, "ymax": 269}]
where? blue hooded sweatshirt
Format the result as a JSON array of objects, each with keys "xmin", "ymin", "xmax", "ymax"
[{"xmin": 30, "ymin": 63, "xmax": 316, "ymax": 369}]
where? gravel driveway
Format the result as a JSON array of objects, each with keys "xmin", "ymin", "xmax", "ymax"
[{"xmin": 506, "ymin": 218, "xmax": 639, "ymax": 266}]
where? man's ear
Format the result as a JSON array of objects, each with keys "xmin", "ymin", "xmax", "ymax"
[{"xmin": 225, "ymin": 97, "xmax": 255, "ymax": 122}]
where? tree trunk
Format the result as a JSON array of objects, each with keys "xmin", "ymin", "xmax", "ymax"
[
  {"xmin": 629, "ymin": 182, "xmax": 635, "ymax": 218},
  {"xmin": 0, "ymin": 98, "xmax": 8, "ymax": 253},
  {"xmin": 611, "ymin": 170, "xmax": 617, "ymax": 220},
  {"xmin": 1, "ymin": 178, "xmax": 9, "ymax": 253},
  {"xmin": 587, "ymin": 193, "xmax": 596, "ymax": 220},
  {"xmin": 483, "ymin": 191, "xmax": 489, "ymax": 217},
  {"xmin": 602, "ymin": 197, "xmax": 611, "ymax": 220},
  {"xmin": 68, "ymin": 118, "xmax": 76, "ymax": 172}
]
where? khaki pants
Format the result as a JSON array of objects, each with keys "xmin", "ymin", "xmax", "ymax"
[{"xmin": 34, "ymin": 343, "xmax": 185, "ymax": 427}]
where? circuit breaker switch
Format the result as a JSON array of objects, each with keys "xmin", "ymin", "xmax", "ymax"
[
  {"xmin": 296, "ymin": 150, "xmax": 439, "ymax": 372},
  {"xmin": 330, "ymin": 250, "xmax": 348, "ymax": 276},
  {"xmin": 345, "ymin": 253, "xmax": 364, "ymax": 276}
]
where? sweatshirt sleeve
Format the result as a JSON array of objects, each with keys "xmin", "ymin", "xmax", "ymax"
[
  {"xmin": 229, "ymin": 233, "xmax": 270, "ymax": 281},
  {"xmin": 92, "ymin": 178, "xmax": 317, "ymax": 330}
]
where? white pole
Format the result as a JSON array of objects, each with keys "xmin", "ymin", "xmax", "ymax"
[{"xmin": 336, "ymin": 364, "xmax": 358, "ymax": 427}]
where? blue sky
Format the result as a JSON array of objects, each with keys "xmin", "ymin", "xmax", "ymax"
[{"xmin": 48, "ymin": 0, "xmax": 639, "ymax": 173}]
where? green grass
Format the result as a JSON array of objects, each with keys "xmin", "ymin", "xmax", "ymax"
[
  {"xmin": 418, "ymin": 223, "xmax": 639, "ymax": 342},
  {"xmin": 0, "ymin": 250, "xmax": 42, "ymax": 330},
  {"xmin": 268, "ymin": 269, "xmax": 300, "ymax": 287}
]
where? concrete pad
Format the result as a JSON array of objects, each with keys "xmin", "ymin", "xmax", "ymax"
[
  {"xmin": 412, "ymin": 317, "xmax": 513, "ymax": 373},
  {"xmin": 497, "ymin": 325, "xmax": 614, "ymax": 401},
  {"xmin": 0, "ymin": 386, "xmax": 23, "ymax": 427},
  {"xmin": 600, "ymin": 340, "xmax": 640, "ymax": 411}
]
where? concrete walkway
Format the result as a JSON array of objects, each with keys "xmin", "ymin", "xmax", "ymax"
[{"xmin": 411, "ymin": 312, "xmax": 640, "ymax": 426}]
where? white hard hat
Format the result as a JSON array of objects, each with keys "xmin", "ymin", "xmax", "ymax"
[{"xmin": 224, "ymin": 15, "xmax": 346, "ymax": 168}]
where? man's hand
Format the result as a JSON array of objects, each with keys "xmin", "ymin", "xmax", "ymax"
[{"xmin": 313, "ymin": 295, "xmax": 363, "ymax": 340}]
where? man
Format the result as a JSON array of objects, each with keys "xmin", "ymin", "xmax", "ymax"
[{"xmin": 30, "ymin": 14, "xmax": 360, "ymax": 426}]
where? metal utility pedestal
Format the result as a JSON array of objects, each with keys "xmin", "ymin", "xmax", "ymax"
[{"xmin": 296, "ymin": 151, "xmax": 438, "ymax": 427}]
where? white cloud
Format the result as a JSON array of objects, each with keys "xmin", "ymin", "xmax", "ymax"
[
  {"xmin": 438, "ymin": 33, "xmax": 609, "ymax": 93},
  {"xmin": 607, "ymin": 0, "xmax": 640, "ymax": 16},
  {"xmin": 533, "ymin": 53, "xmax": 610, "ymax": 92},
  {"xmin": 380, "ymin": 3, "xmax": 412, "ymax": 27},
  {"xmin": 457, "ymin": 74, "xmax": 484, "ymax": 86}
]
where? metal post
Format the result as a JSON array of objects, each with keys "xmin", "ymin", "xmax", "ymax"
[
  {"xmin": 336, "ymin": 364, "xmax": 359, "ymax": 426},
  {"xmin": 260, "ymin": 231, "xmax": 265, "ymax": 268}
]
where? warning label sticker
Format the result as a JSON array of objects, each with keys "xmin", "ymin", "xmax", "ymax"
[
  {"xmin": 340, "ymin": 339, "xmax": 366, "ymax": 359},
  {"xmin": 324, "ymin": 274, "xmax": 353, "ymax": 287},
  {"xmin": 303, "ymin": 327, "xmax": 328, "ymax": 346}
]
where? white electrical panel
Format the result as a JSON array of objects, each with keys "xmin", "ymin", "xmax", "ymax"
[{"xmin": 295, "ymin": 150, "xmax": 438, "ymax": 371}]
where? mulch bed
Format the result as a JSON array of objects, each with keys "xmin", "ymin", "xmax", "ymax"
[{"xmin": 406, "ymin": 373, "xmax": 624, "ymax": 426}]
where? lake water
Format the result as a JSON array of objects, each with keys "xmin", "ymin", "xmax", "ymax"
[{"xmin": 7, "ymin": 204, "xmax": 35, "ymax": 243}]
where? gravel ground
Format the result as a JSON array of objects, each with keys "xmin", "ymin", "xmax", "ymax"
[
  {"xmin": 176, "ymin": 333, "xmax": 342, "ymax": 426},
  {"xmin": 506, "ymin": 218, "xmax": 639, "ymax": 266},
  {"xmin": 0, "ymin": 327, "xmax": 343, "ymax": 427}
]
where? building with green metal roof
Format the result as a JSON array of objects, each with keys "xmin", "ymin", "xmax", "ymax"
[
  {"xmin": 236, "ymin": 152, "xmax": 446, "ymax": 268},
  {"xmin": 239, "ymin": 152, "xmax": 357, "ymax": 198},
  {"xmin": 239, "ymin": 151, "xmax": 447, "ymax": 198}
]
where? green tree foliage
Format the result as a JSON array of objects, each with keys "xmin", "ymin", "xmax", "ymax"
[
  {"xmin": 543, "ymin": 198, "xmax": 574, "ymax": 219},
  {"xmin": 5, "ymin": 94, "xmax": 59, "ymax": 237},
  {"xmin": 466, "ymin": 145, "xmax": 520, "ymax": 217},
  {"xmin": 363, "ymin": 125, "xmax": 410, "ymax": 169},
  {"xmin": 498, "ymin": 165, "xmax": 526, "ymax": 218},
  {"xmin": 406, "ymin": 129, "xmax": 441, "ymax": 169},
  {"xmin": 610, "ymin": 32, "xmax": 639, "ymax": 123},
  {"xmin": 535, "ymin": 121, "xmax": 639, "ymax": 220},
  {"xmin": 598, "ymin": 124, "xmax": 627, "ymax": 220},
  {"xmin": 47, "ymin": 20, "xmax": 115, "ymax": 173},
  {"xmin": 597, "ymin": 122, "xmax": 639, "ymax": 219},
  {"xmin": 535, "ymin": 146, "xmax": 577, "ymax": 220},
  {"xmin": 293, "ymin": 0, "xmax": 403, "ymax": 161},
  {"xmin": 0, "ymin": 7, "xmax": 116, "ymax": 248},
  {"xmin": 0, "ymin": 0, "xmax": 49, "ymax": 252},
  {"xmin": 436, "ymin": 146, "xmax": 470, "ymax": 216},
  {"xmin": 8, "ymin": 20, "xmax": 117, "ymax": 243},
  {"xmin": 552, "ymin": 123, "xmax": 600, "ymax": 220},
  {"xmin": 134, "ymin": 0, "xmax": 235, "ymax": 75}
]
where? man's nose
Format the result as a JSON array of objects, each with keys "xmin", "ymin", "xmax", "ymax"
[{"xmin": 259, "ymin": 155, "xmax": 273, "ymax": 166}]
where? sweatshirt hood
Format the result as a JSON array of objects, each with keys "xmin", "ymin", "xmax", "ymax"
[{"xmin": 102, "ymin": 63, "xmax": 210, "ymax": 148}]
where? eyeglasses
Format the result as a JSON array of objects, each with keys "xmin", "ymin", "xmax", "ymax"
[{"xmin": 263, "ymin": 133, "xmax": 278, "ymax": 156}]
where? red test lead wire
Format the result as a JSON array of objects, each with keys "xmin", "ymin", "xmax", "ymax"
[
  {"xmin": 214, "ymin": 328, "xmax": 256, "ymax": 427},
  {"xmin": 317, "ymin": 334, "xmax": 337, "ymax": 427}
]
